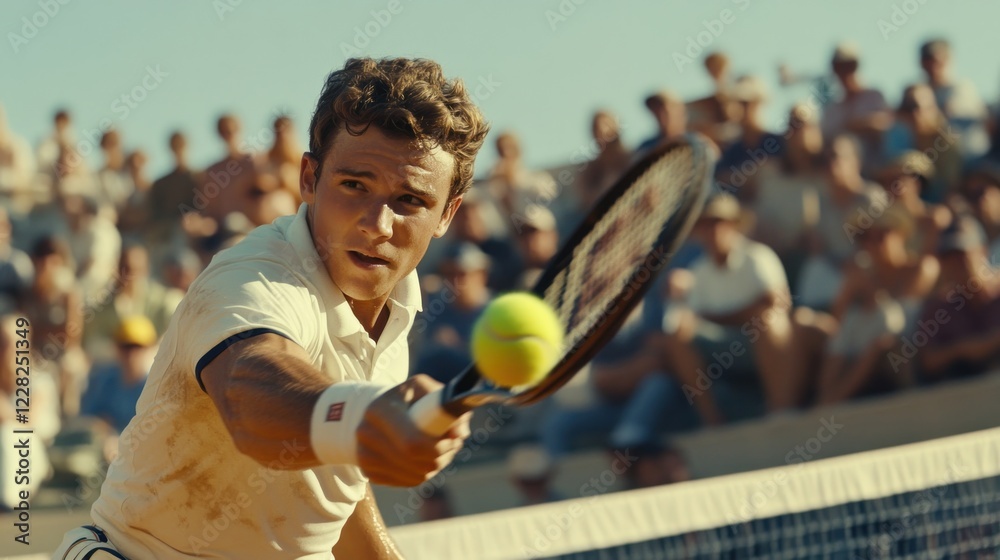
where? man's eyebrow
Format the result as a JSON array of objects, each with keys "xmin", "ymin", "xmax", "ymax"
[
  {"xmin": 403, "ymin": 181, "xmax": 438, "ymax": 202},
  {"xmin": 331, "ymin": 167, "xmax": 377, "ymax": 180}
]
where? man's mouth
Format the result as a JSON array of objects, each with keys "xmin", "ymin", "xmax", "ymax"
[{"xmin": 347, "ymin": 250, "xmax": 390, "ymax": 268}]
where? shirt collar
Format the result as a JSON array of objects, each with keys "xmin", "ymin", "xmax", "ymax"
[{"xmin": 284, "ymin": 204, "xmax": 423, "ymax": 337}]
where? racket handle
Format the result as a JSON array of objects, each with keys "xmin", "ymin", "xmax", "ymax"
[{"xmin": 408, "ymin": 390, "xmax": 459, "ymax": 436}]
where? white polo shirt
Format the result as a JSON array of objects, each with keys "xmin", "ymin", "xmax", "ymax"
[
  {"xmin": 687, "ymin": 237, "xmax": 788, "ymax": 316},
  {"xmin": 91, "ymin": 203, "xmax": 421, "ymax": 559}
]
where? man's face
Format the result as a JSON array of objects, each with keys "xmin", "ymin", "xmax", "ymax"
[{"xmin": 301, "ymin": 126, "xmax": 461, "ymax": 306}]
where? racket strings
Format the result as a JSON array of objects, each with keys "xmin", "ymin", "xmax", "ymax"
[{"xmin": 542, "ymin": 145, "xmax": 697, "ymax": 358}]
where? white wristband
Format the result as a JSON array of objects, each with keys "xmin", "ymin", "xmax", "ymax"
[{"xmin": 310, "ymin": 381, "xmax": 391, "ymax": 466}]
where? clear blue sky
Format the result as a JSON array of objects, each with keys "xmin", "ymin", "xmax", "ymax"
[{"xmin": 4, "ymin": 0, "xmax": 998, "ymax": 179}]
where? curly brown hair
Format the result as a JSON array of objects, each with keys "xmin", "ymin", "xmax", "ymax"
[{"xmin": 308, "ymin": 58, "xmax": 490, "ymax": 200}]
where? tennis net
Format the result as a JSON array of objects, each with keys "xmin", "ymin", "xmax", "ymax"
[{"xmin": 390, "ymin": 427, "xmax": 1000, "ymax": 559}]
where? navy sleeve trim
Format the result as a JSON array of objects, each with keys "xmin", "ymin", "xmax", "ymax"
[{"xmin": 195, "ymin": 328, "xmax": 293, "ymax": 393}]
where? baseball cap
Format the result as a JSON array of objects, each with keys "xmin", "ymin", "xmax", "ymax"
[
  {"xmin": 938, "ymin": 215, "xmax": 987, "ymax": 254},
  {"xmin": 698, "ymin": 193, "xmax": 741, "ymax": 222},
  {"xmin": 732, "ymin": 75, "xmax": 768, "ymax": 103},
  {"xmin": 443, "ymin": 242, "xmax": 491, "ymax": 271},
  {"xmin": 114, "ymin": 315, "xmax": 157, "ymax": 347},
  {"xmin": 832, "ymin": 42, "xmax": 861, "ymax": 64},
  {"xmin": 519, "ymin": 204, "xmax": 557, "ymax": 232}
]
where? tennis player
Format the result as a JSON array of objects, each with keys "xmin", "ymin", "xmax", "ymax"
[{"xmin": 54, "ymin": 57, "xmax": 490, "ymax": 559}]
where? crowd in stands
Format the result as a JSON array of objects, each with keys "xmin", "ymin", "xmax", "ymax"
[{"xmin": 2, "ymin": 38, "xmax": 1000, "ymax": 513}]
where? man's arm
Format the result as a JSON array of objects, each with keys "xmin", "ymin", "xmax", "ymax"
[
  {"xmin": 920, "ymin": 329, "xmax": 1000, "ymax": 379},
  {"xmin": 698, "ymin": 291, "xmax": 784, "ymax": 327},
  {"xmin": 333, "ymin": 484, "xmax": 403, "ymax": 560},
  {"xmin": 200, "ymin": 332, "xmax": 468, "ymax": 484}
]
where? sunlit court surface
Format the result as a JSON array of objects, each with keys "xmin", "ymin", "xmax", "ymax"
[{"xmin": 3, "ymin": 1, "xmax": 1000, "ymax": 558}]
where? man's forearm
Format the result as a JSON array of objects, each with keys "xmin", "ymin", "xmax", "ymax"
[{"xmin": 334, "ymin": 484, "xmax": 403, "ymax": 560}]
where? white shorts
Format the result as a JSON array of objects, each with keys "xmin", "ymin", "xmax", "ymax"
[{"xmin": 52, "ymin": 525, "xmax": 129, "ymax": 560}]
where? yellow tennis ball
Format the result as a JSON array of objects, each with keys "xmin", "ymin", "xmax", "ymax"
[{"xmin": 471, "ymin": 292, "xmax": 565, "ymax": 388}]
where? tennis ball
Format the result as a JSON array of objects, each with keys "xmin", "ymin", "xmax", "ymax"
[{"xmin": 471, "ymin": 292, "xmax": 564, "ymax": 388}]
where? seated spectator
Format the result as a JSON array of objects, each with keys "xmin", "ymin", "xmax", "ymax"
[
  {"xmin": 515, "ymin": 205, "xmax": 559, "ymax": 289},
  {"xmin": 435, "ymin": 189, "xmax": 522, "ymax": 293},
  {"xmin": 0, "ymin": 207, "xmax": 33, "ymax": 315},
  {"xmin": 147, "ymin": 131, "xmax": 199, "ymax": 248},
  {"xmin": 574, "ymin": 110, "xmax": 631, "ymax": 211},
  {"xmin": 877, "ymin": 152, "xmax": 952, "ymax": 257},
  {"xmin": 61, "ymin": 194, "xmax": 121, "ymax": 305},
  {"xmin": 36, "ymin": 109, "xmax": 74, "ymax": 182},
  {"xmin": 85, "ymin": 244, "xmax": 183, "ymax": 361},
  {"xmin": 0, "ymin": 315, "xmax": 59, "ymax": 510},
  {"xmin": 507, "ymin": 444, "xmax": 562, "ymax": 506},
  {"xmin": 917, "ymin": 215, "xmax": 1000, "ymax": 382},
  {"xmin": 80, "ymin": 315, "xmax": 157, "ymax": 461},
  {"xmin": 715, "ymin": 75, "xmax": 783, "ymax": 202},
  {"xmin": 260, "ymin": 115, "xmax": 304, "ymax": 206},
  {"xmin": 95, "ymin": 129, "xmax": 131, "ymax": 213},
  {"xmin": 748, "ymin": 103, "xmax": 824, "ymax": 283},
  {"xmin": 919, "ymin": 38, "xmax": 990, "ymax": 159},
  {"xmin": 660, "ymin": 194, "xmax": 807, "ymax": 422},
  {"xmin": 821, "ymin": 43, "xmax": 892, "ymax": 174},
  {"xmin": 161, "ymin": 247, "xmax": 202, "ymax": 293},
  {"xmin": 637, "ymin": 90, "xmax": 688, "ymax": 156},
  {"xmin": 832, "ymin": 205, "xmax": 939, "ymax": 332},
  {"xmin": 487, "ymin": 131, "xmax": 557, "ymax": 221},
  {"xmin": 200, "ymin": 114, "xmax": 257, "ymax": 224},
  {"xmin": 0, "ymin": 103, "xmax": 37, "ymax": 213},
  {"xmin": 117, "ymin": 149, "xmax": 152, "ymax": 236},
  {"xmin": 953, "ymin": 165, "xmax": 1000, "ymax": 259},
  {"xmin": 25, "ymin": 236, "xmax": 88, "ymax": 418},
  {"xmin": 883, "ymin": 85, "xmax": 962, "ymax": 202},
  {"xmin": 414, "ymin": 243, "xmax": 492, "ymax": 383},
  {"xmin": 686, "ymin": 52, "xmax": 741, "ymax": 149},
  {"xmin": 797, "ymin": 134, "xmax": 886, "ymax": 310}
]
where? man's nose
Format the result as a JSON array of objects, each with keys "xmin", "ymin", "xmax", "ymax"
[{"xmin": 360, "ymin": 203, "xmax": 394, "ymax": 239}]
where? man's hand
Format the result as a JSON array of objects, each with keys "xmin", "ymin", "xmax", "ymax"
[{"xmin": 357, "ymin": 374, "xmax": 471, "ymax": 487}]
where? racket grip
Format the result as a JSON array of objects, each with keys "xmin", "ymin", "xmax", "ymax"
[{"xmin": 408, "ymin": 390, "xmax": 459, "ymax": 436}]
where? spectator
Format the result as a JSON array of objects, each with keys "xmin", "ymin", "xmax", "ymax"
[
  {"xmin": 637, "ymin": 90, "xmax": 688, "ymax": 155},
  {"xmin": 574, "ymin": 110, "xmax": 631, "ymax": 211},
  {"xmin": 86, "ymin": 244, "xmax": 183, "ymax": 361},
  {"xmin": 0, "ymin": 315, "xmax": 59, "ymax": 510},
  {"xmin": 0, "ymin": 207, "xmax": 33, "ymax": 315},
  {"xmin": 919, "ymin": 38, "xmax": 990, "ymax": 158},
  {"xmin": 95, "ymin": 129, "xmax": 131, "ymax": 214},
  {"xmin": 917, "ymin": 215, "xmax": 1000, "ymax": 381},
  {"xmin": 61, "ymin": 194, "xmax": 122, "ymax": 305},
  {"xmin": 507, "ymin": 444, "xmax": 562, "ymax": 506},
  {"xmin": 875, "ymin": 151, "xmax": 952, "ymax": 255},
  {"xmin": 36, "ymin": 108, "xmax": 74, "ymax": 177},
  {"xmin": 161, "ymin": 247, "xmax": 202, "ymax": 293},
  {"xmin": 715, "ymin": 75, "xmax": 783, "ymax": 202},
  {"xmin": 821, "ymin": 43, "xmax": 892, "ymax": 173},
  {"xmin": 686, "ymin": 52, "xmax": 741, "ymax": 149},
  {"xmin": 147, "ymin": 131, "xmax": 201, "ymax": 261},
  {"xmin": 242, "ymin": 158, "xmax": 298, "ymax": 228},
  {"xmin": 884, "ymin": 85, "xmax": 962, "ymax": 202},
  {"xmin": 80, "ymin": 315, "xmax": 157, "ymax": 461},
  {"xmin": 200, "ymin": 114, "xmax": 256, "ymax": 223},
  {"xmin": 955, "ymin": 166, "xmax": 1000, "ymax": 258},
  {"xmin": 660, "ymin": 194, "xmax": 806, "ymax": 422},
  {"xmin": 797, "ymin": 134, "xmax": 886, "ymax": 310},
  {"xmin": 414, "ymin": 243, "xmax": 491, "ymax": 383},
  {"xmin": 748, "ymin": 103, "xmax": 824, "ymax": 282},
  {"xmin": 0, "ymin": 103, "xmax": 37, "ymax": 213},
  {"xmin": 440, "ymin": 188, "xmax": 522, "ymax": 293},
  {"xmin": 117, "ymin": 149, "xmax": 152, "ymax": 236},
  {"xmin": 261, "ymin": 114, "xmax": 304, "ymax": 205},
  {"xmin": 515, "ymin": 204, "xmax": 559, "ymax": 289},
  {"xmin": 24, "ymin": 236, "xmax": 88, "ymax": 418},
  {"xmin": 487, "ymin": 131, "xmax": 557, "ymax": 220}
]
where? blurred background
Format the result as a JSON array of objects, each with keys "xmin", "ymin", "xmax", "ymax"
[{"xmin": 2, "ymin": 1, "xmax": 1000, "ymax": 557}]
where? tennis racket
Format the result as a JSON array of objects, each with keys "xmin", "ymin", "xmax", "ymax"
[{"xmin": 409, "ymin": 134, "xmax": 715, "ymax": 434}]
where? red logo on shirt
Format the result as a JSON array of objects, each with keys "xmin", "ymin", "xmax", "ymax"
[{"xmin": 326, "ymin": 402, "xmax": 345, "ymax": 422}]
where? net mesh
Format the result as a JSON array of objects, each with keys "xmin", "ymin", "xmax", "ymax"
[
  {"xmin": 540, "ymin": 144, "xmax": 700, "ymax": 366},
  {"xmin": 390, "ymin": 428, "xmax": 1000, "ymax": 559}
]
